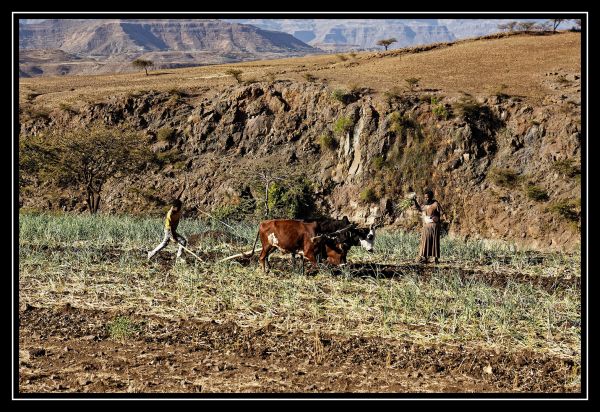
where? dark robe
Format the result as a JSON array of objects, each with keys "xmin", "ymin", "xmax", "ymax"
[{"xmin": 416, "ymin": 200, "xmax": 443, "ymax": 258}]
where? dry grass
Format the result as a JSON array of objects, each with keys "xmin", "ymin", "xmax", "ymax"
[{"xmin": 19, "ymin": 32, "xmax": 581, "ymax": 110}]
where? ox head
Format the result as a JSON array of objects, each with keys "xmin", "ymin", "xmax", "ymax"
[
  {"xmin": 348, "ymin": 218, "xmax": 383, "ymax": 252},
  {"xmin": 311, "ymin": 217, "xmax": 383, "ymax": 256}
]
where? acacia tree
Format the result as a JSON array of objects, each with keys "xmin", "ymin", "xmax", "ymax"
[
  {"xmin": 376, "ymin": 38, "xmax": 397, "ymax": 51},
  {"xmin": 405, "ymin": 77, "xmax": 421, "ymax": 92},
  {"xmin": 225, "ymin": 68, "xmax": 243, "ymax": 84},
  {"xmin": 132, "ymin": 58, "xmax": 153, "ymax": 76},
  {"xmin": 21, "ymin": 125, "xmax": 152, "ymax": 214}
]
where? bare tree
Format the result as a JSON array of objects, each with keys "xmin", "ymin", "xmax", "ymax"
[
  {"xmin": 517, "ymin": 22, "xmax": 536, "ymax": 31},
  {"xmin": 506, "ymin": 21, "xmax": 518, "ymax": 32},
  {"xmin": 376, "ymin": 38, "xmax": 398, "ymax": 51},
  {"xmin": 535, "ymin": 21, "xmax": 552, "ymax": 31},
  {"xmin": 132, "ymin": 59, "xmax": 153, "ymax": 76},
  {"xmin": 550, "ymin": 19, "xmax": 565, "ymax": 32}
]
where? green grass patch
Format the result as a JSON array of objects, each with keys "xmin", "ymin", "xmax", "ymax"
[
  {"xmin": 107, "ymin": 316, "xmax": 139, "ymax": 341},
  {"xmin": 488, "ymin": 168, "xmax": 522, "ymax": 188},
  {"xmin": 525, "ymin": 184, "xmax": 549, "ymax": 202}
]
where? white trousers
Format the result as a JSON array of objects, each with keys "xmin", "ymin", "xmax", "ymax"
[{"xmin": 149, "ymin": 229, "xmax": 187, "ymax": 258}]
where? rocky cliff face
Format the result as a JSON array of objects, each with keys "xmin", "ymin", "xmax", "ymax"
[{"xmin": 19, "ymin": 78, "xmax": 581, "ymax": 251}]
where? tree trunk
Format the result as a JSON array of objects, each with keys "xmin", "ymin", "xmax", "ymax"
[
  {"xmin": 86, "ymin": 189, "xmax": 101, "ymax": 214},
  {"xmin": 145, "ymin": 68, "xmax": 148, "ymax": 76},
  {"xmin": 92, "ymin": 193, "xmax": 101, "ymax": 214},
  {"xmin": 86, "ymin": 190, "xmax": 93, "ymax": 215}
]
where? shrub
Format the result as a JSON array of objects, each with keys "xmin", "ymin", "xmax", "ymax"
[
  {"xmin": 318, "ymin": 132, "xmax": 337, "ymax": 151},
  {"xmin": 225, "ymin": 68, "xmax": 243, "ymax": 84},
  {"xmin": 336, "ymin": 54, "xmax": 348, "ymax": 61},
  {"xmin": 349, "ymin": 52, "xmax": 357, "ymax": 59},
  {"xmin": 431, "ymin": 97, "xmax": 450, "ymax": 120},
  {"xmin": 524, "ymin": 184, "xmax": 549, "ymax": 201},
  {"xmin": 384, "ymin": 87, "xmax": 403, "ymax": 103},
  {"xmin": 303, "ymin": 73, "xmax": 317, "ymax": 82},
  {"xmin": 26, "ymin": 92, "xmax": 42, "ymax": 101},
  {"xmin": 359, "ymin": 187, "xmax": 379, "ymax": 204},
  {"xmin": 371, "ymin": 155, "xmax": 385, "ymax": 170},
  {"xmin": 388, "ymin": 112, "xmax": 418, "ymax": 135},
  {"xmin": 552, "ymin": 159, "xmax": 581, "ymax": 178},
  {"xmin": 168, "ymin": 88, "xmax": 187, "ymax": 98},
  {"xmin": 405, "ymin": 77, "xmax": 421, "ymax": 92},
  {"xmin": 21, "ymin": 125, "xmax": 152, "ymax": 214},
  {"xmin": 155, "ymin": 148, "xmax": 183, "ymax": 166},
  {"xmin": 547, "ymin": 199, "xmax": 580, "ymax": 222},
  {"xmin": 157, "ymin": 126, "xmax": 176, "ymax": 142},
  {"xmin": 331, "ymin": 89, "xmax": 348, "ymax": 103},
  {"xmin": 453, "ymin": 96, "xmax": 482, "ymax": 119},
  {"xmin": 266, "ymin": 178, "xmax": 316, "ymax": 219},
  {"xmin": 488, "ymin": 168, "xmax": 522, "ymax": 188},
  {"xmin": 333, "ymin": 116, "xmax": 354, "ymax": 136}
]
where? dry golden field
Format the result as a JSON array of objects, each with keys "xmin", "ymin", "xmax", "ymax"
[{"xmin": 19, "ymin": 32, "xmax": 581, "ymax": 110}]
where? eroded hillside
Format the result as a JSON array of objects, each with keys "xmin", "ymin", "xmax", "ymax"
[{"xmin": 18, "ymin": 31, "xmax": 582, "ymax": 251}]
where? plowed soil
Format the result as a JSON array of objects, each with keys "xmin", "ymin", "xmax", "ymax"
[{"xmin": 19, "ymin": 304, "xmax": 578, "ymax": 393}]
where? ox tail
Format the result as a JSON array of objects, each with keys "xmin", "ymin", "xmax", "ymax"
[
  {"xmin": 243, "ymin": 229, "xmax": 260, "ymax": 258},
  {"xmin": 219, "ymin": 229, "xmax": 260, "ymax": 263}
]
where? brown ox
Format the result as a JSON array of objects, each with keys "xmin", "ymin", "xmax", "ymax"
[{"xmin": 246, "ymin": 219, "xmax": 346, "ymax": 273}]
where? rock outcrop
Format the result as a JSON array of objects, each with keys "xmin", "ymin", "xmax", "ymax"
[{"xmin": 19, "ymin": 78, "xmax": 582, "ymax": 251}]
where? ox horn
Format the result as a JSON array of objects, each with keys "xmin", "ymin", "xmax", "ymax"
[{"xmin": 371, "ymin": 217, "xmax": 384, "ymax": 229}]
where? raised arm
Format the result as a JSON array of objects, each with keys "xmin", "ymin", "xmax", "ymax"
[
  {"xmin": 176, "ymin": 183, "xmax": 185, "ymax": 200},
  {"xmin": 412, "ymin": 197, "xmax": 422, "ymax": 212}
]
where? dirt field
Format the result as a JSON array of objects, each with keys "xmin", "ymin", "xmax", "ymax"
[{"xmin": 18, "ymin": 303, "xmax": 577, "ymax": 393}]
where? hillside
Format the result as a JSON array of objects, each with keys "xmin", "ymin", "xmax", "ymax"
[
  {"xmin": 225, "ymin": 19, "xmax": 549, "ymax": 50},
  {"xmin": 18, "ymin": 19, "xmax": 319, "ymax": 76},
  {"xmin": 18, "ymin": 31, "xmax": 582, "ymax": 251}
]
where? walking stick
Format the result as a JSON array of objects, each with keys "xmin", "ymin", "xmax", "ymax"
[{"xmin": 179, "ymin": 244, "xmax": 205, "ymax": 262}]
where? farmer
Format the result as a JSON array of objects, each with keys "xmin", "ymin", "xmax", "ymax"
[
  {"xmin": 147, "ymin": 186, "xmax": 188, "ymax": 260},
  {"xmin": 411, "ymin": 188, "xmax": 444, "ymax": 264}
]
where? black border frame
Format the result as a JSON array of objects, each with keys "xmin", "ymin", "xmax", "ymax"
[{"xmin": 12, "ymin": 10, "xmax": 588, "ymax": 401}]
